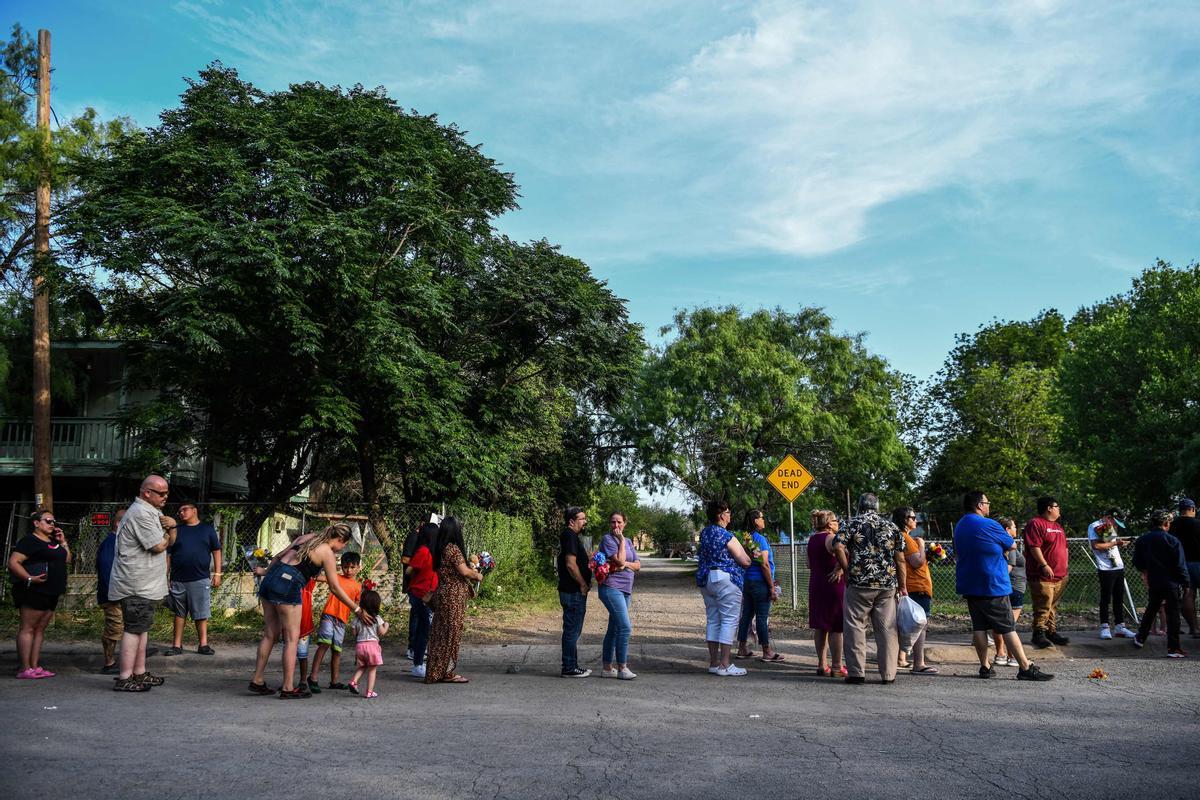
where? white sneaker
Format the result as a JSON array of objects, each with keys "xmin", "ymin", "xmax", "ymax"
[
  {"xmin": 1115, "ymin": 624, "xmax": 1139, "ymax": 639},
  {"xmin": 410, "ymin": 664, "xmax": 426, "ymax": 678},
  {"xmin": 708, "ymin": 665, "xmax": 721, "ymax": 674},
  {"xmin": 1099, "ymin": 624, "xmax": 1113, "ymax": 640},
  {"xmin": 618, "ymin": 667, "xmax": 637, "ymax": 680},
  {"xmin": 405, "ymin": 648, "xmax": 414, "ymax": 661},
  {"xmin": 716, "ymin": 664, "xmax": 747, "ymax": 677},
  {"xmin": 600, "ymin": 668, "xmax": 618, "ymax": 678}
]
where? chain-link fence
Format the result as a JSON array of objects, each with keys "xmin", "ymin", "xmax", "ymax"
[
  {"xmin": 0, "ymin": 499, "xmax": 542, "ymax": 611},
  {"xmin": 772, "ymin": 538, "xmax": 1153, "ymax": 619}
]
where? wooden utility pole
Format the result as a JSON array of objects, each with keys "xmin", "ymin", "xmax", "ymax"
[{"xmin": 32, "ymin": 29, "xmax": 53, "ymax": 512}]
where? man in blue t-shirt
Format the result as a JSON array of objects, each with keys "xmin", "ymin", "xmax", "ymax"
[
  {"xmin": 955, "ymin": 491, "xmax": 1052, "ymax": 682},
  {"xmin": 164, "ymin": 502, "xmax": 222, "ymax": 656}
]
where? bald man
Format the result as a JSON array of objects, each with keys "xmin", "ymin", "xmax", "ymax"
[{"xmin": 108, "ymin": 475, "xmax": 177, "ymax": 692}]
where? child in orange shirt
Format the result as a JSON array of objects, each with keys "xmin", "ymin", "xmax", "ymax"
[{"xmin": 306, "ymin": 552, "xmax": 362, "ymax": 691}]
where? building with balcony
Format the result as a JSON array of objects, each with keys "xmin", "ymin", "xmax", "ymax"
[{"xmin": 0, "ymin": 340, "xmax": 250, "ymax": 502}]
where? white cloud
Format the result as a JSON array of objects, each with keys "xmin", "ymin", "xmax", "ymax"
[
  {"xmin": 167, "ymin": 0, "xmax": 1200, "ymax": 264},
  {"xmin": 632, "ymin": 0, "xmax": 1200, "ymax": 256}
]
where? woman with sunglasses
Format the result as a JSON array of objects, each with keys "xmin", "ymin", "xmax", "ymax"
[{"xmin": 8, "ymin": 510, "xmax": 71, "ymax": 678}]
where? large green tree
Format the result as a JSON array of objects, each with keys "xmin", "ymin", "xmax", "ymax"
[
  {"xmin": 918, "ymin": 311, "xmax": 1076, "ymax": 521},
  {"xmin": 68, "ymin": 65, "xmax": 641, "ymax": 545},
  {"xmin": 619, "ymin": 306, "xmax": 913, "ymax": 522},
  {"xmin": 1060, "ymin": 260, "xmax": 1200, "ymax": 511}
]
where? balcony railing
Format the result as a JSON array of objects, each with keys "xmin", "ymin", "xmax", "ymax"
[{"xmin": 0, "ymin": 417, "xmax": 139, "ymax": 469}]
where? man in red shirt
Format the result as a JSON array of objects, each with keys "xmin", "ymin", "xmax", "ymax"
[{"xmin": 1025, "ymin": 496, "xmax": 1070, "ymax": 648}]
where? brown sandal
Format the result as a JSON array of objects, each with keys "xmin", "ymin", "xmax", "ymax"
[{"xmin": 439, "ymin": 674, "xmax": 469, "ymax": 683}]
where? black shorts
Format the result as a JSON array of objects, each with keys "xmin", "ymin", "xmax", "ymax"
[
  {"xmin": 120, "ymin": 596, "xmax": 161, "ymax": 634},
  {"xmin": 11, "ymin": 585, "xmax": 61, "ymax": 611},
  {"xmin": 966, "ymin": 595, "xmax": 1015, "ymax": 634}
]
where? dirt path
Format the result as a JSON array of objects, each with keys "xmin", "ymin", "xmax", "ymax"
[{"xmin": 468, "ymin": 556, "xmax": 708, "ymax": 644}]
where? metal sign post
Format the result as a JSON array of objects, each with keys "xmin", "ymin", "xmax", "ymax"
[
  {"xmin": 789, "ymin": 500, "xmax": 796, "ymax": 609},
  {"xmin": 767, "ymin": 455, "xmax": 815, "ymax": 611}
]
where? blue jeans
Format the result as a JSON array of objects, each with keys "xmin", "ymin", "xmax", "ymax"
[
  {"xmin": 560, "ymin": 591, "xmax": 588, "ymax": 671},
  {"xmin": 598, "ymin": 585, "xmax": 632, "ymax": 665},
  {"xmin": 737, "ymin": 579, "xmax": 772, "ymax": 646},
  {"xmin": 408, "ymin": 593, "xmax": 433, "ymax": 666}
]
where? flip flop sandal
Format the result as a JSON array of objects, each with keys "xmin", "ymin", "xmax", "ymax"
[
  {"xmin": 912, "ymin": 665, "xmax": 940, "ymax": 674},
  {"xmin": 734, "ymin": 652, "xmax": 756, "ymax": 659},
  {"xmin": 440, "ymin": 675, "xmax": 469, "ymax": 683},
  {"xmin": 758, "ymin": 653, "xmax": 786, "ymax": 662},
  {"xmin": 278, "ymin": 687, "xmax": 312, "ymax": 699}
]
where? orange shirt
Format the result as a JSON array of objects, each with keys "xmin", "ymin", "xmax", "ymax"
[
  {"xmin": 904, "ymin": 533, "xmax": 933, "ymax": 597},
  {"xmin": 321, "ymin": 574, "xmax": 362, "ymax": 623}
]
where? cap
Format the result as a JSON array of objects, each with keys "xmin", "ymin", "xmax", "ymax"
[{"xmin": 1179, "ymin": 498, "xmax": 1196, "ymax": 512}]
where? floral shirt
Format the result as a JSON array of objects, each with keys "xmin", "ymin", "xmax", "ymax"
[
  {"xmin": 696, "ymin": 524, "xmax": 744, "ymax": 589},
  {"xmin": 834, "ymin": 511, "xmax": 903, "ymax": 589}
]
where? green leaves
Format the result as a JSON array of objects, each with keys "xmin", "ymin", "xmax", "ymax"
[{"xmin": 619, "ymin": 306, "xmax": 912, "ymax": 518}]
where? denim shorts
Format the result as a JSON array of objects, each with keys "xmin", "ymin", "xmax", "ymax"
[
  {"xmin": 1009, "ymin": 589, "xmax": 1025, "ymax": 609},
  {"xmin": 258, "ymin": 563, "xmax": 304, "ymax": 606}
]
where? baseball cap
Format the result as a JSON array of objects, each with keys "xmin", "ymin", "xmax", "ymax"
[{"xmin": 1179, "ymin": 498, "xmax": 1196, "ymax": 512}]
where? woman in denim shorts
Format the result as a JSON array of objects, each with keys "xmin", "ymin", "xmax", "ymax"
[{"xmin": 249, "ymin": 523, "xmax": 369, "ymax": 698}]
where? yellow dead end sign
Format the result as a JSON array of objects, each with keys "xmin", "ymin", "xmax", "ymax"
[{"xmin": 768, "ymin": 454, "xmax": 814, "ymax": 503}]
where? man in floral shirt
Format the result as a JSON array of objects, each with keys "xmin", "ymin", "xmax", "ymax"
[{"xmin": 834, "ymin": 492, "xmax": 906, "ymax": 685}]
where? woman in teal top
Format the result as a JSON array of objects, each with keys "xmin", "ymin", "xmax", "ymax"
[{"xmin": 736, "ymin": 509, "xmax": 782, "ymax": 662}]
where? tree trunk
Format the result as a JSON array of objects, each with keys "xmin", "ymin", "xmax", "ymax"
[
  {"xmin": 31, "ymin": 29, "xmax": 53, "ymax": 511},
  {"xmin": 357, "ymin": 437, "xmax": 394, "ymax": 559}
]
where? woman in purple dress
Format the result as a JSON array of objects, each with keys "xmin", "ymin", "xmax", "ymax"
[{"xmin": 807, "ymin": 509, "xmax": 846, "ymax": 676}]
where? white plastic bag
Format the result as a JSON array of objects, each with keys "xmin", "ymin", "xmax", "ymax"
[{"xmin": 897, "ymin": 595, "xmax": 928, "ymax": 652}]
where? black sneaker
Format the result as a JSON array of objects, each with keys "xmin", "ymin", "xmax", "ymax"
[
  {"xmin": 197, "ymin": 645, "xmax": 215, "ymax": 655},
  {"xmin": 306, "ymin": 678, "xmax": 322, "ymax": 694},
  {"xmin": 100, "ymin": 663, "xmax": 119, "ymax": 675},
  {"xmin": 247, "ymin": 681, "xmax": 276, "ymax": 695},
  {"xmin": 328, "ymin": 681, "xmax": 349, "ymax": 690},
  {"xmin": 1017, "ymin": 664, "xmax": 1054, "ymax": 681},
  {"xmin": 978, "ymin": 665, "xmax": 995, "ymax": 679},
  {"xmin": 1131, "ymin": 635, "xmax": 1145, "ymax": 649},
  {"xmin": 163, "ymin": 646, "xmax": 184, "ymax": 656},
  {"xmin": 560, "ymin": 667, "xmax": 592, "ymax": 678},
  {"xmin": 278, "ymin": 686, "xmax": 312, "ymax": 699},
  {"xmin": 1031, "ymin": 630, "xmax": 1053, "ymax": 649},
  {"xmin": 1046, "ymin": 631, "xmax": 1070, "ymax": 646},
  {"xmin": 844, "ymin": 676, "xmax": 865, "ymax": 685}
]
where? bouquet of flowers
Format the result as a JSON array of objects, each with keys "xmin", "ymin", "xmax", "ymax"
[
  {"xmin": 926, "ymin": 543, "xmax": 947, "ymax": 562},
  {"xmin": 591, "ymin": 551, "xmax": 611, "ymax": 585},
  {"xmin": 477, "ymin": 551, "xmax": 496, "ymax": 576},
  {"xmin": 245, "ymin": 546, "xmax": 273, "ymax": 572},
  {"xmin": 738, "ymin": 531, "xmax": 761, "ymax": 558}
]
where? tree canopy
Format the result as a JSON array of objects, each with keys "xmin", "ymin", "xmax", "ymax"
[
  {"xmin": 617, "ymin": 306, "xmax": 913, "ymax": 521},
  {"xmin": 66, "ymin": 65, "xmax": 642, "ymax": 542}
]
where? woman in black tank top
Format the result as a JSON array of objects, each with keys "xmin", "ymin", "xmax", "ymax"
[{"xmin": 249, "ymin": 523, "xmax": 369, "ymax": 697}]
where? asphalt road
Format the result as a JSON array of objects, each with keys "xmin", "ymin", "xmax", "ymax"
[{"xmin": 2, "ymin": 559, "xmax": 1197, "ymax": 799}]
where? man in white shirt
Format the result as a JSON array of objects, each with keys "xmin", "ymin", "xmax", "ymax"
[
  {"xmin": 109, "ymin": 475, "xmax": 177, "ymax": 691},
  {"xmin": 1087, "ymin": 509, "xmax": 1137, "ymax": 640}
]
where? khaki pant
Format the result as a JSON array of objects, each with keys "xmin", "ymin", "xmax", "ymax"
[
  {"xmin": 100, "ymin": 601, "xmax": 124, "ymax": 664},
  {"xmin": 1029, "ymin": 576, "xmax": 1068, "ymax": 633},
  {"xmin": 843, "ymin": 585, "xmax": 899, "ymax": 681}
]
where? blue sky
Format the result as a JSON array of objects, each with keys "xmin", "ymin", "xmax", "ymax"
[{"xmin": 11, "ymin": 0, "xmax": 1200, "ymax": 379}]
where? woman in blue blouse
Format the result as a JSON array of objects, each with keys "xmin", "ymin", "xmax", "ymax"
[
  {"xmin": 736, "ymin": 509, "xmax": 781, "ymax": 662},
  {"xmin": 697, "ymin": 500, "xmax": 752, "ymax": 676}
]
